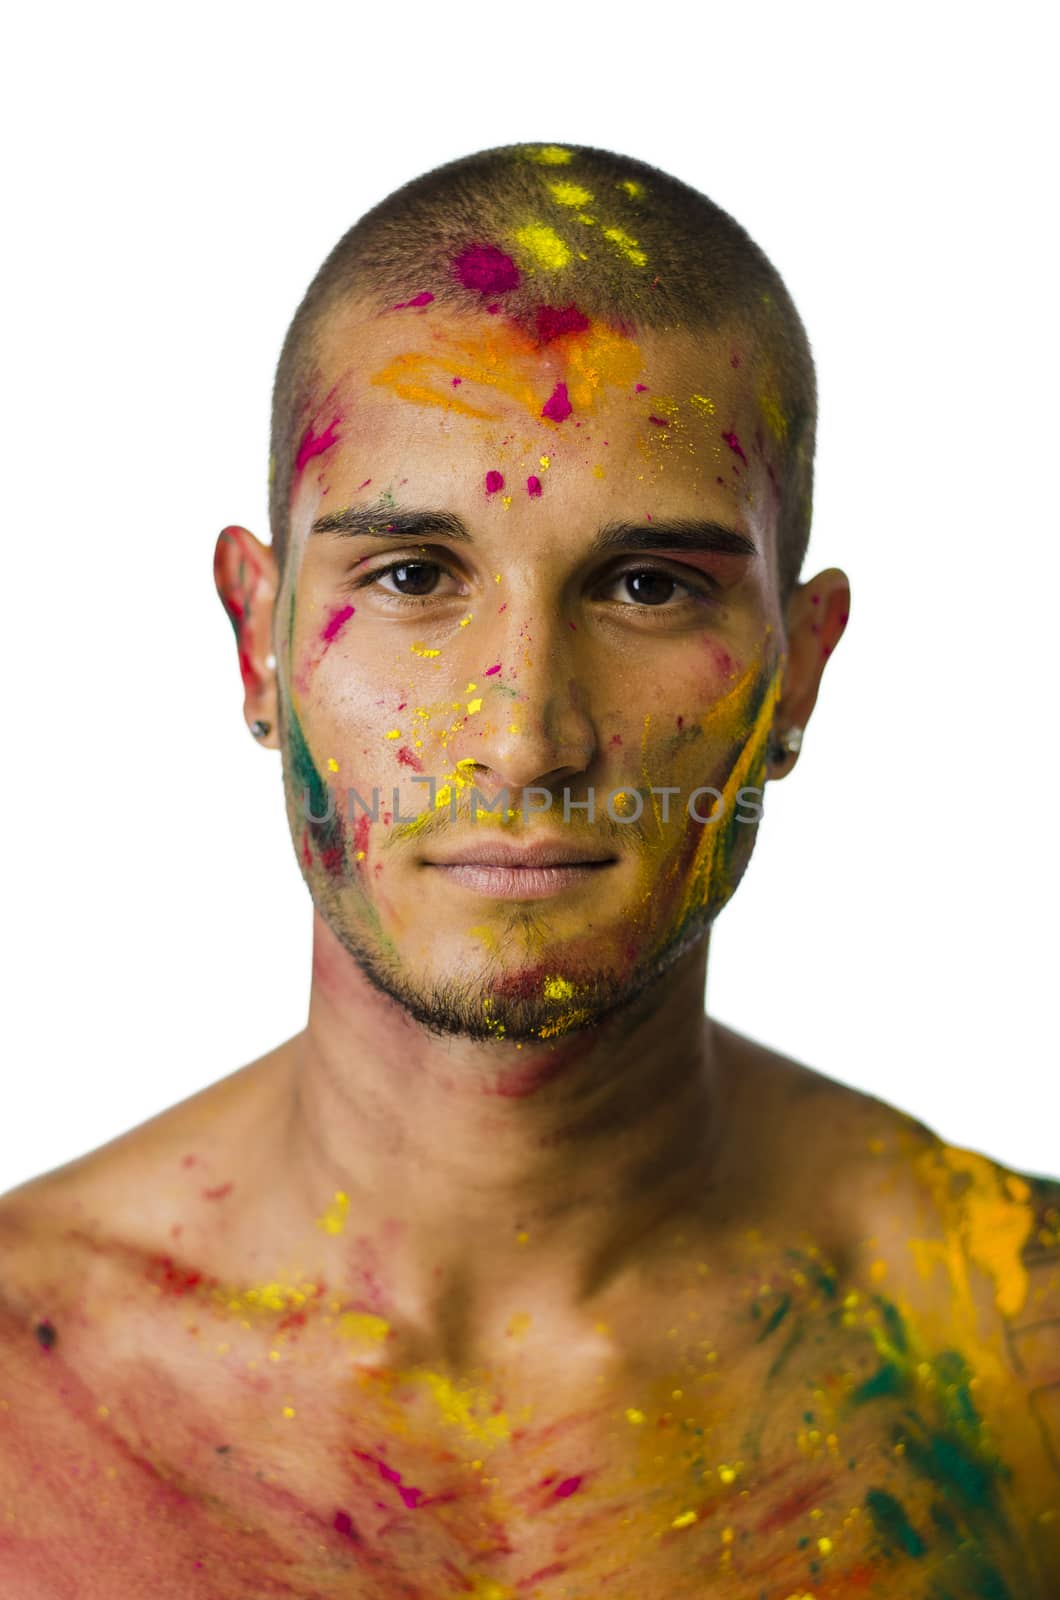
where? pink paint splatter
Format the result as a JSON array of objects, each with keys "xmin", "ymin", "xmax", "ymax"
[
  {"xmin": 541, "ymin": 382, "xmax": 572, "ymax": 423},
  {"xmin": 451, "ymin": 376, "xmax": 463, "ymax": 387},
  {"xmin": 356, "ymin": 477, "xmax": 372, "ymax": 490},
  {"xmin": 554, "ymin": 1476, "xmax": 583, "ymax": 1499},
  {"xmin": 294, "ymin": 417, "xmax": 341, "ymax": 475},
  {"xmin": 721, "ymin": 430, "xmax": 748, "ymax": 466},
  {"xmin": 321, "ymin": 603, "xmax": 355, "ymax": 644},
  {"xmin": 484, "ymin": 663, "xmax": 501, "ymax": 676},
  {"xmin": 392, "ymin": 291, "xmax": 435, "ymax": 310},
  {"xmin": 396, "ymin": 746, "xmax": 422, "ymax": 771},
  {"xmin": 353, "ymin": 1450, "xmax": 426, "ymax": 1510},
  {"xmin": 333, "ymin": 1509, "xmax": 360, "ymax": 1541},
  {"xmin": 535, "ymin": 303, "xmax": 590, "ymax": 343},
  {"xmin": 527, "ymin": 475, "xmax": 542, "ymax": 497},
  {"xmin": 453, "ymin": 244, "xmax": 520, "ymax": 294},
  {"xmin": 485, "ymin": 470, "xmax": 505, "ymax": 494},
  {"xmin": 635, "ymin": 383, "xmax": 649, "ymax": 392}
]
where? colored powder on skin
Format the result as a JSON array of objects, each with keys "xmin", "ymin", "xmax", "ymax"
[
  {"xmin": 484, "ymin": 662, "xmax": 501, "ymax": 675},
  {"xmin": 635, "ymin": 383, "xmax": 649, "ymax": 392},
  {"xmin": 294, "ymin": 416, "xmax": 341, "ymax": 475},
  {"xmin": 689, "ymin": 393, "xmax": 716, "ymax": 416},
  {"xmin": 648, "ymin": 415, "xmax": 669, "ymax": 427},
  {"xmin": 864, "ymin": 1488, "xmax": 927, "ymax": 1558},
  {"xmin": 542, "ymin": 382, "xmax": 572, "ymax": 422},
  {"xmin": 546, "ymin": 180, "xmax": 593, "ymax": 207},
  {"xmin": 453, "ymin": 244, "xmax": 520, "ymax": 294},
  {"xmin": 617, "ymin": 178, "xmax": 643, "ymax": 198},
  {"xmin": 760, "ymin": 386, "xmax": 788, "ymax": 441},
  {"xmin": 554, "ymin": 1475, "xmax": 583, "ymax": 1498},
  {"xmin": 535, "ymin": 302, "xmax": 591, "ymax": 343},
  {"xmin": 392, "ymin": 291, "xmax": 435, "ymax": 310},
  {"xmin": 320, "ymin": 603, "xmax": 355, "ymax": 644},
  {"xmin": 333, "ymin": 1510, "xmax": 360, "ymax": 1540},
  {"xmin": 527, "ymin": 475, "xmax": 542, "ymax": 497},
  {"xmin": 513, "ymin": 223, "xmax": 571, "ymax": 271},
  {"xmin": 353, "ymin": 1450, "xmax": 426, "ymax": 1510},
  {"xmin": 721, "ymin": 430, "xmax": 748, "ymax": 466},
  {"xmin": 396, "ymin": 746, "xmax": 422, "ymax": 771},
  {"xmin": 485, "ymin": 470, "xmax": 505, "ymax": 494}
]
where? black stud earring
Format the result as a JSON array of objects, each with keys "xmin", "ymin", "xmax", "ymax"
[{"xmin": 250, "ymin": 719, "xmax": 271, "ymax": 740}]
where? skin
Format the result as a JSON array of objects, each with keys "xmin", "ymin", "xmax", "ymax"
[{"xmin": 0, "ymin": 295, "xmax": 1057, "ymax": 1598}]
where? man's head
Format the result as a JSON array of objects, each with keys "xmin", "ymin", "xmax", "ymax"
[{"xmin": 215, "ymin": 142, "xmax": 849, "ymax": 1043}]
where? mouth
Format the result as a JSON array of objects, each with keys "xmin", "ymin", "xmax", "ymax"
[{"xmin": 421, "ymin": 840, "xmax": 618, "ymax": 901}]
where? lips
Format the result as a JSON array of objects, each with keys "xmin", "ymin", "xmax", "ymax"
[{"xmin": 422, "ymin": 839, "xmax": 617, "ymax": 868}]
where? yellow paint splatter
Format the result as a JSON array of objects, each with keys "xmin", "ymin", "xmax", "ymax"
[
  {"xmin": 672, "ymin": 1510, "xmax": 697, "ymax": 1529},
  {"xmin": 412, "ymin": 1370, "xmax": 511, "ymax": 1443},
  {"xmin": 506, "ymin": 1311, "xmax": 532, "ymax": 1338},
  {"xmin": 689, "ymin": 392, "xmax": 716, "ymax": 417},
  {"xmin": 601, "ymin": 226, "xmax": 648, "ymax": 267},
  {"xmin": 467, "ymin": 698, "xmax": 482, "ymax": 714},
  {"xmin": 316, "ymin": 1190, "xmax": 350, "ymax": 1235},
  {"xmin": 411, "ymin": 641, "xmax": 441, "ymax": 658},
  {"xmin": 385, "ymin": 729, "xmax": 401, "ymax": 740},
  {"xmin": 459, "ymin": 615, "xmax": 473, "ymax": 628},
  {"xmin": 338, "ymin": 1310, "xmax": 390, "ymax": 1343},
  {"xmin": 592, "ymin": 463, "xmax": 605, "ymax": 479},
  {"xmin": 326, "ymin": 757, "xmax": 339, "ymax": 772},
  {"xmin": 617, "ymin": 178, "xmax": 644, "ymax": 198},
  {"xmin": 914, "ymin": 1142, "xmax": 1035, "ymax": 1319},
  {"xmin": 501, "ymin": 495, "xmax": 512, "ymax": 510},
  {"xmin": 513, "ymin": 223, "xmax": 571, "ymax": 271},
  {"xmin": 543, "ymin": 976, "xmax": 574, "ymax": 1000},
  {"xmin": 547, "ymin": 180, "xmax": 593, "ymax": 206},
  {"xmin": 282, "ymin": 1406, "xmax": 296, "ymax": 1419},
  {"xmin": 626, "ymin": 1407, "xmax": 646, "ymax": 1424},
  {"xmin": 760, "ymin": 386, "xmax": 789, "ymax": 442},
  {"xmin": 539, "ymin": 455, "xmax": 551, "ymax": 469}
]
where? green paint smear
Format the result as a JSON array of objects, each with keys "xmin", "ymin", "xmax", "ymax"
[
  {"xmin": 852, "ymin": 1360, "xmax": 908, "ymax": 1405},
  {"xmin": 755, "ymin": 1291, "xmax": 791, "ymax": 1342},
  {"xmin": 865, "ymin": 1486, "xmax": 928, "ymax": 1558},
  {"xmin": 286, "ymin": 697, "xmax": 346, "ymax": 868}
]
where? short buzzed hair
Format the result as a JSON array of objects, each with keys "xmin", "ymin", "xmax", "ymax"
[{"xmin": 268, "ymin": 142, "xmax": 816, "ymax": 599}]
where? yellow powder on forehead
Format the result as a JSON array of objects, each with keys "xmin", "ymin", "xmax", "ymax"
[
  {"xmin": 512, "ymin": 222, "xmax": 572, "ymax": 270},
  {"xmin": 564, "ymin": 324, "xmax": 643, "ymax": 410},
  {"xmin": 760, "ymin": 384, "xmax": 789, "ymax": 442},
  {"xmin": 617, "ymin": 178, "xmax": 644, "ymax": 198},
  {"xmin": 547, "ymin": 180, "xmax": 594, "ymax": 207}
]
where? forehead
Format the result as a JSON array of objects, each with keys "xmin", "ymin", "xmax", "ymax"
[{"xmin": 291, "ymin": 299, "xmax": 783, "ymax": 574}]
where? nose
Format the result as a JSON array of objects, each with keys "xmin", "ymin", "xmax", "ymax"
[{"xmin": 446, "ymin": 611, "xmax": 597, "ymax": 797}]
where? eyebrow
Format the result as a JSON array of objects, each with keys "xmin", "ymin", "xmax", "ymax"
[{"xmin": 310, "ymin": 500, "xmax": 758, "ymax": 559}]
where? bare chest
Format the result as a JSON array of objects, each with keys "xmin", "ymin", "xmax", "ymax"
[{"xmin": 0, "ymin": 1274, "xmax": 1048, "ymax": 1600}]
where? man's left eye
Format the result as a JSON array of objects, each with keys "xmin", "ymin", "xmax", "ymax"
[{"xmin": 604, "ymin": 568, "xmax": 700, "ymax": 607}]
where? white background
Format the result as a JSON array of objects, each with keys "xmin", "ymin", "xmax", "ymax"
[{"xmin": 3, "ymin": 3, "xmax": 1057, "ymax": 1189}]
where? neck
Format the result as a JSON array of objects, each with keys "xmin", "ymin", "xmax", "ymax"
[{"xmin": 275, "ymin": 912, "xmax": 731, "ymax": 1349}]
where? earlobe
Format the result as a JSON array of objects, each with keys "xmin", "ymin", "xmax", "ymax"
[{"xmin": 213, "ymin": 524, "xmax": 281, "ymax": 748}]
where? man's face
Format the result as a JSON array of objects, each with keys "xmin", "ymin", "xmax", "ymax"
[{"xmin": 275, "ymin": 300, "xmax": 789, "ymax": 1040}]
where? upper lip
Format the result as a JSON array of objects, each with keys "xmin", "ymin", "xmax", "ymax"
[{"xmin": 424, "ymin": 839, "xmax": 618, "ymax": 868}]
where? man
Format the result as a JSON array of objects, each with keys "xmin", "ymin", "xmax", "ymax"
[{"xmin": 0, "ymin": 143, "xmax": 1056, "ymax": 1598}]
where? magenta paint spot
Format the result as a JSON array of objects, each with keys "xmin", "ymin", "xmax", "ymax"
[
  {"xmin": 541, "ymin": 382, "xmax": 572, "ymax": 423},
  {"xmin": 392, "ymin": 290, "xmax": 435, "ymax": 309},
  {"xmin": 357, "ymin": 477, "xmax": 372, "ymax": 490},
  {"xmin": 294, "ymin": 416, "xmax": 341, "ymax": 475},
  {"xmin": 535, "ymin": 303, "xmax": 590, "ymax": 343},
  {"xmin": 730, "ymin": 351, "xmax": 741, "ymax": 367},
  {"xmin": 485, "ymin": 470, "xmax": 505, "ymax": 494},
  {"xmin": 353, "ymin": 1450, "xmax": 426, "ymax": 1510},
  {"xmin": 569, "ymin": 620, "xmax": 577, "ymax": 630},
  {"xmin": 321, "ymin": 603, "xmax": 355, "ymax": 644},
  {"xmin": 527, "ymin": 475, "xmax": 542, "ymax": 497},
  {"xmin": 451, "ymin": 376, "xmax": 463, "ymax": 387},
  {"xmin": 453, "ymin": 244, "xmax": 520, "ymax": 294},
  {"xmin": 648, "ymin": 414, "xmax": 669, "ymax": 427},
  {"xmin": 721, "ymin": 430, "xmax": 748, "ymax": 466},
  {"xmin": 609, "ymin": 733, "xmax": 622, "ymax": 747},
  {"xmin": 333, "ymin": 1509, "xmax": 360, "ymax": 1541},
  {"xmin": 555, "ymin": 1475, "xmax": 583, "ymax": 1499},
  {"xmin": 811, "ymin": 593, "xmax": 820, "ymax": 604},
  {"xmin": 484, "ymin": 662, "xmax": 501, "ymax": 675},
  {"xmin": 486, "ymin": 302, "xmax": 501, "ymax": 314},
  {"xmin": 396, "ymin": 746, "xmax": 422, "ymax": 771},
  {"xmin": 635, "ymin": 383, "xmax": 649, "ymax": 392}
]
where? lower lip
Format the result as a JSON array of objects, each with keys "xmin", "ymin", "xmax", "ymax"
[{"xmin": 428, "ymin": 862, "xmax": 615, "ymax": 899}]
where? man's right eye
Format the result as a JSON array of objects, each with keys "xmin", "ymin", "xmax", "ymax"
[{"xmin": 360, "ymin": 560, "xmax": 450, "ymax": 597}]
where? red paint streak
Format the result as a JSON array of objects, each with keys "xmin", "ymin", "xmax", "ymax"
[
  {"xmin": 357, "ymin": 477, "xmax": 372, "ymax": 490},
  {"xmin": 647, "ymin": 414, "xmax": 669, "ymax": 427},
  {"xmin": 554, "ymin": 1475, "xmax": 582, "ymax": 1498},
  {"xmin": 321, "ymin": 843, "xmax": 345, "ymax": 877},
  {"xmin": 353, "ymin": 814, "xmax": 371, "ymax": 859},
  {"xmin": 320, "ymin": 603, "xmax": 355, "ymax": 644},
  {"xmin": 527, "ymin": 475, "xmax": 542, "ymax": 497},
  {"xmin": 609, "ymin": 733, "xmax": 622, "ymax": 747},
  {"xmin": 534, "ymin": 303, "xmax": 590, "ymax": 343},
  {"xmin": 541, "ymin": 382, "xmax": 572, "ymax": 422},
  {"xmin": 484, "ymin": 662, "xmax": 501, "ymax": 675},
  {"xmin": 392, "ymin": 291, "xmax": 435, "ymax": 309},
  {"xmin": 201, "ymin": 1183, "xmax": 233, "ymax": 1202},
  {"xmin": 396, "ymin": 746, "xmax": 422, "ymax": 771},
  {"xmin": 353, "ymin": 1449, "xmax": 427, "ymax": 1509},
  {"xmin": 145, "ymin": 1255, "xmax": 207, "ymax": 1297},
  {"xmin": 755, "ymin": 1473, "xmax": 836, "ymax": 1535},
  {"xmin": 301, "ymin": 826, "xmax": 313, "ymax": 869},
  {"xmin": 721, "ymin": 430, "xmax": 748, "ymax": 466},
  {"xmin": 453, "ymin": 244, "xmax": 520, "ymax": 294},
  {"xmin": 518, "ymin": 1565, "xmax": 567, "ymax": 1589},
  {"xmin": 485, "ymin": 470, "xmax": 505, "ymax": 494},
  {"xmin": 294, "ymin": 416, "xmax": 341, "ymax": 475}
]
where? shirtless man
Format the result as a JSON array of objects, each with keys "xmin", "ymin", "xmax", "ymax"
[{"xmin": 1, "ymin": 142, "xmax": 1057, "ymax": 1599}]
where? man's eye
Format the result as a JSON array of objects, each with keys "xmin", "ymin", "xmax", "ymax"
[
  {"xmin": 373, "ymin": 561, "xmax": 445, "ymax": 596},
  {"xmin": 604, "ymin": 567, "xmax": 704, "ymax": 607}
]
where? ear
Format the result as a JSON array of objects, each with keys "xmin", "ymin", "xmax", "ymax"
[
  {"xmin": 767, "ymin": 567, "xmax": 850, "ymax": 780},
  {"xmin": 213, "ymin": 525, "xmax": 280, "ymax": 749}
]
